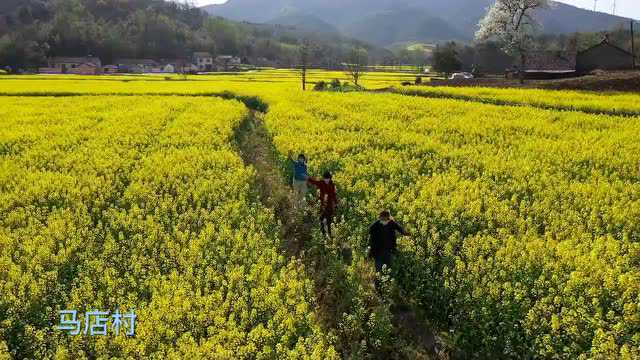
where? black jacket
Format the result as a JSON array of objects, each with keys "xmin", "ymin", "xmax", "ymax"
[{"xmin": 368, "ymin": 220, "xmax": 406, "ymax": 258}]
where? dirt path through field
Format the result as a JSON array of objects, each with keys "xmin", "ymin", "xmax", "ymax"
[
  {"xmin": 234, "ymin": 108, "xmax": 450, "ymax": 359},
  {"xmin": 234, "ymin": 111, "xmax": 311, "ymax": 256}
]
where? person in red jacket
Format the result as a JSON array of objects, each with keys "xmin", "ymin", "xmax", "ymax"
[{"xmin": 307, "ymin": 171, "xmax": 338, "ymax": 239}]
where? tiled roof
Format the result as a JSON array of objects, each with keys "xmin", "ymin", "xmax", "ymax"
[
  {"xmin": 115, "ymin": 59, "xmax": 158, "ymax": 65},
  {"xmin": 51, "ymin": 57, "xmax": 101, "ymax": 65},
  {"xmin": 579, "ymin": 39, "xmax": 635, "ymax": 57},
  {"xmin": 523, "ymin": 51, "xmax": 576, "ymax": 71}
]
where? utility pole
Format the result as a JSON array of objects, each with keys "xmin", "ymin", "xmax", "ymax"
[
  {"xmin": 593, "ymin": 0, "xmax": 597, "ymax": 11},
  {"xmin": 299, "ymin": 39, "xmax": 311, "ymax": 91},
  {"xmin": 612, "ymin": 0, "xmax": 616, "ymax": 15}
]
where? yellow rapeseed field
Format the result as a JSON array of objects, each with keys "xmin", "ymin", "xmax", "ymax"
[{"xmin": 1, "ymin": 72, "xmax": 639, "ymax": 359}]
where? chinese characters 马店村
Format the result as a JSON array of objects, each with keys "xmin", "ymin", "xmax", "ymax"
[{"xmin": 57, "ymin": 309, "xmax": 136, "ymax": 336}]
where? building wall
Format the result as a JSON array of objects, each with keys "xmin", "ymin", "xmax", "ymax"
[
  {"xmin": 39, "ymin": 67, "xmax": 62, "ymax": 74},
  {"xmin": 577, "ymin": 45, "xmax": 634, "ymax": 72},
  {"xmin": 195, "ymin": 57, "xmax": 213, "ymax": 71},
  {"xmin": 68, "ymin": 65, "xmax": 100, "ymax": 75}
]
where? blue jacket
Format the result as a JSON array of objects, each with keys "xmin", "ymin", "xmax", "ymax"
[{"xmin": 293, "ymin": 160, "xmax": 308, "ymax": 181}]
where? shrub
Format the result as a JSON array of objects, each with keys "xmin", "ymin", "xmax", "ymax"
[{"xmin": 314, "ymin": 80, "xmax": 327, "ymax": 91}]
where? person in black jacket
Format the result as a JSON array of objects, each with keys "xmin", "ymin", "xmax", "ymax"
[{"xmin": 368, "ymin": 210, "xmax": 409, "ymax": 273}]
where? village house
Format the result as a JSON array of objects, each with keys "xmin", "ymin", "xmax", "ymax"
[
  {"xmin": 159, "ymin": 59, "xmax": 193, "ymax": 74},
  {"xmin": 215, "ymin": 55, "xmax": 242, "ymax": 71},
  {"xmin": 193, "ymin": 52, "xmax": 214, "ymax": 72},
  {"xmin": 67, "ymin": 62, "xmax": 102, "ymax": 75},
  {"xmin": 506, "ymin": 50, "xmax": 577, "ymax": 80},
  {"xmin": 577, "ymin": 37, "xmax": 636, "ymax": 73},
  {"xmin": 253, "ymin": 57, "xmax": 277, "ymax": 68},
  {"xmin": 40, "ymin": 56, "xmax": 102, "ymax": 74},
  {"xmin": 103, "ymin": 65, "xmax": 119, "ymax": 74},
  {"xmin": 163, "ymin": 64, "xmax": 175, "ymax": 73},
  {"xmin": 115, "ymin": 59, "xmax": 158, "ymax": 73}
]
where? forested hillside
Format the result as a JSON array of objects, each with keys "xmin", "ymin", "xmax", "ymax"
[{"xmin": 0, "ymin": 0, "xmax": 381, "ymax": 69}]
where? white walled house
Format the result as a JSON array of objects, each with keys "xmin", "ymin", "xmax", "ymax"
[{"xmin": 193, "ymin": 52, "xmax": 214, "ymax": 72}]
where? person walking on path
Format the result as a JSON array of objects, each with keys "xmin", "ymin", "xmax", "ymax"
[
  {"xmin": 307, "ymin": 171, "xmax": 338, "ymax": 239},
  {"xmin": 368, "ymin": 210, "xmax": 409, "ymax": 273},
  {"xmin": 288, "ymin": 153, "xmax": 309, "ymax": 205}
]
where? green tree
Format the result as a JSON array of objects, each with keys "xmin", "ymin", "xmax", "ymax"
[{"xmin": 432, "ymin": 42, "xmax": 462, "ymax": 76}]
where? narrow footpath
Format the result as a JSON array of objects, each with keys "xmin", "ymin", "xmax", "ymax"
[{"xmin": 234, "ymin": 108, "xmax": 451, "ymax": 359}]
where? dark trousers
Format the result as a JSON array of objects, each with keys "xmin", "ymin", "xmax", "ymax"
[
  {"xmin": 320, "ymin": 214, "xmax": 333, "ymax": 238},
  {"xmin": 374, "ymin": 252, "xmax": 392, "ymax": 273}
]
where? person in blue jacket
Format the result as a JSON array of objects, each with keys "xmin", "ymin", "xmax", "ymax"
[{"xmin": 290, "ymin": 153, "xmax": 309, "ymax": 204}]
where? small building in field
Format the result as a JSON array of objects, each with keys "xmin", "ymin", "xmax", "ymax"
[
  {"xmin": 115, "ymin": 59, "xmax": 158, "ymax": 73},
  {"xmin": 159, "ymin": 59, "xmax": 192, "ymax": 73},
  {"xmin": 103, "ymin": 65, "xmax": 119, "ymax": 74},
  {"xmin": 46, "ymin": 56, "xmax": 102, "ymax": 74},
  {"xmin": 577, "ymin": 37, "xmax": 636, "ymax": 73},
  {"xmin": 38, "ymin": 67, "xmax": 62, "ymax": 74},
  {"xmin": 253, "ymin": 57, "xmax": 277, "ymax": 68},
  {"xmin": 215, "ymin": 55, "xmax": 242, "ymax": 71},
  {"xmin": 163, "ymin": 64, "xmax": 176, "ymax": 73},
  {"xmin": 67, "ymin": 63, "xmax": 102, "ymax": 75},
  {"xmin": 507, "ymin": 50, "xmax": 576, "ymax": 79},
  {"xmin": 193, "ymin": 52, "xmax": 214, "ymax": 72}
]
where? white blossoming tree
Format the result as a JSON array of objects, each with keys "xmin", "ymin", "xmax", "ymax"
[{"xmin": 475, "ymin": 0, "xmax": 550, "ymax": 82}]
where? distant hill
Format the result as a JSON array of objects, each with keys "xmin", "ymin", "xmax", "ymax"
[
  {"xmin": 345, "ymin": 7, "xmax": 466, "ymax": 46},
  {"xmin": 203, "ymin": 0, "xmax": 632, "ymax": 47},
  {"xmin": 267, "ymin": 13, "xmax": 340, "ymax": 35},
  {"xmin": 0, "ymin": 0, "xmax": 389, "ymax": 69}
]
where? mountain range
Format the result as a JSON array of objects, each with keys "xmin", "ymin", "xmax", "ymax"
[{"xmin": 203, "ymin": 0, "xmax": 632, "ymax": 47}]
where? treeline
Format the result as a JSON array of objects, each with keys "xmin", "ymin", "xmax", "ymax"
[{"xmin": 0, "ymin": 0, "xmax": 384, "ymax": 70}]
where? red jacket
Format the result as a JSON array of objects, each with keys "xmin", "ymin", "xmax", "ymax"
[{"xmin": 307, "ymin": 178, "xmax": 338, "ymax": 211}]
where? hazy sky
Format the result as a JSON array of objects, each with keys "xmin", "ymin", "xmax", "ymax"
[{"xmin": 192, "ymin": 0, "xmax": 640, "ymax": 20}]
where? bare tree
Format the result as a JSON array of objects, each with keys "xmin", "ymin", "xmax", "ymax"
[
  {"xmin": 299, "ymin": 38, "xmax": 312, "ymax": 91},
  {"xmin": 344, "ymin": 47, "xmax": 368, "ymax": 89},
  {"xmin": 475, "ymin": 0, "xmax": 549, "ymax": 83}
]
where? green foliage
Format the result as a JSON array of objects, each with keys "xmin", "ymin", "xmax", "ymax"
[
  {"xmin": 313, "ymin": 80, "xmax": 327, "ymax": 91},
  {"xmin": 432, "ymin": 42, "xmax": 462, "ymax": 75}
]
